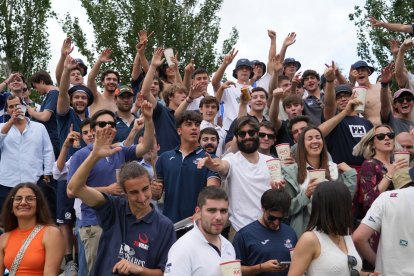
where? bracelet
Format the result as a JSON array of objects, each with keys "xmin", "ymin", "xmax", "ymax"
[
  {"xmin": 381, "ymin": 82, "xmax": 389, "ymax": 88},
  {"xmin": 188, "ymin": 95, "xmax": 194, "ymax": 100},
  {"xmin": 384, "ymin": 174, "xmax": 392, "ymax": 181},
  {"xmin": 185, "ymin": 97, "xmax": 193, "ymax": 104}
]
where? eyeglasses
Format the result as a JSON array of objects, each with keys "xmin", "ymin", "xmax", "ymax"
[
  {"xmin": 258, "ymin": 132, "xmax": 276, "ymax": 140},
  {"xmin": 237, "ymin": 129, "xmax": 257, "ymax": 138},
  {"xmin": 395, "ymin": 96, "xmax": 414, "ymax": 104},
  {"xmin": 12, "ymin": 195, "xmax": 37, "ymax": 204},
  {"xmin": 96, "ymin": 121, "xmax": 116, "ymax": 128},
  {"xmin": 374, "ymin": 132, "xmax": 395, "ymax": 141},
  {"xmin": 348, "ymin": 255, "xmax": 359, "ymax": 276}
]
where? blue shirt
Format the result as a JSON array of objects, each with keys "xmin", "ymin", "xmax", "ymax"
[
  {"xmin": 115, "ymin": 113, "xmax": 137, "ymax": 143},
  {"xmin": 93, "ymin": 195, "xmax": 176, "ymax": 275},
  {"xmin": 233, "ymin": 220, "xmax": 297, "ymax": 276},
  {"xmin": 37, "ymin": 90, "xmax": 59, "ymax": 152},
  {"xmin": 0, "ymin": 119, "xmax": 54, "ymax": 187},
  {"xmin": 153, "ymin": 102, "xmax": 180, "ymax": 154},
  {"xmin": 156, "ymin": 146, "xmax": 220, "ymax": 223},
  {"xmin": 67, "ymin": 144, "xmax": 138, "ymax": 227},
  {"xmin": 57, "ymin": 108, "xmax": 86, "ymax": 159},
  {"xmin": 0, "ymin": 91, "xmax": 11, "ymax": 117}
]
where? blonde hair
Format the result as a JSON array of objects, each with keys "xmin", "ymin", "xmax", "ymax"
[{"xmin": 352, "ymin": 124, "xmax": 393, "ymax": 159}]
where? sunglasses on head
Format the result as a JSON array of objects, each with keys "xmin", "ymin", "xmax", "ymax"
[
  {"xmin": 96, "ymin": 121, "xmax": 116, "ymax": 128},
  {"xmin": 395, "ymin": 96, "xmax": 414, "ymax": 104},
  {"xmin": 258, "ymin": 132, "xmax": 276, "ymax": 139},
  {"xmin": 237, "ymin": 129, "xmax": 257, "ymax": 138},
  {"xmin": 374, "ymin": 132, "xmax": 395, "ymax": 141},
  {"xmin": 348, "ymin": 255, "xmax": 359, "ymax": 276}
]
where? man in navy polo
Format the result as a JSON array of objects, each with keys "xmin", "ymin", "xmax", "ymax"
[
  {"xmin": 155, "ymin": 110, "xmax": 221, "ymax": 223},
  {"xmin": 114, "ymin": 85, "xmax": 137, "ymax": 143},
  {"xmin": 68, "ymin": 127, "xmax": 175, "ymax": 275}
]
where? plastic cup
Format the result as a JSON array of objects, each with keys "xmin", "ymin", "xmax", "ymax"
[
  {"xmin": 308, "ymin": 169, "xmax": 326, "ymax": 183},
  {"xmin": 353, "ymin": 86, "xmax": 367, "ymax": 113},
  {"xmin": 164, "ymin": 48, "xmax": 174, "ymax": 67},
  {"xmin": 394, "ymin": 151, "xmax": 410, "ymax": 165},
  {"xmin": 18, "ymin": 104, "xmax": 26, "ymax": 120},
  {"xmin": 116, "ymin": 169, "xmax": 121, "ymax": 183},
  {"xmin": 220, "ymin": 260, "xmax": 242, "ymax": 276},
  {"xmin": 276, "ymin": 143, "xmax": 290, "ymax": 160},
  {"xmin": 266, "ymin": 159, "xmax": 283, "ymax": 183}
]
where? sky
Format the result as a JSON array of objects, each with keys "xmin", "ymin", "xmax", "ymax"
[{"xmin": 48, "ymin": 0, "xmax": 375, "ymax": 82}]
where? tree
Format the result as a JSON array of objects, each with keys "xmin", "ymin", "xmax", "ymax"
[
  {"xmin": 349, "ymin": 0, "xmax": 414, "ymax": 72},
  {"xmin": 0, "ymin": 0, "xmax": 54, "ymax": 78},
  {"xmin": 60, "ymin": 0, "xmax": 238, "ymax": 83}
]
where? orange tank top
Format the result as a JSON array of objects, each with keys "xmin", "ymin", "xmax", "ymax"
[{"xmin": 3, "ymin": 226, "xmax": 46, "ymax": 275}]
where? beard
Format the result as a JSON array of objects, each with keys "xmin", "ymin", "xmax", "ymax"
[{"xmin": 237, "ymin": 137, "xmax": 259, "ymax": 154}]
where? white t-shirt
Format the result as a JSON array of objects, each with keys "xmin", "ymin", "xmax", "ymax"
[
  {"xmin": 219, "ymin": 83, "xmax": 251, "ymax": 131},
  {"xmin": 223, "ymin": 151, "xmax": 273, "ymax": 231},
  {"xmin": 200, "ymin": 120, "xmax": 227, "ymax": 157},
  {"xmin": 361, "ymin": 186, "xmax": 414, "ymax": 275},
  {"xmin": 164, "ymin": 222, "xmax": 236, "ymax": 276}
]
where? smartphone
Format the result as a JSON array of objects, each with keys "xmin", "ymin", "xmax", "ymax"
[{"xmin": 280, "ymin": 261, "xmax": 291, "ymax": 265}]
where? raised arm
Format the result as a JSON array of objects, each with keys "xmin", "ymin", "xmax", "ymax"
[
  {"xmin": 266, "ymin": 30, "xmax": 277, "ymax": 73},
  {"xmin": 170, "ymin": 54, "xmax": 183, "ymax": 84},
  {"xmin": 55, "ymin": 37, "xmax": 74, "ymax": 85},
  {"xmin": 212, "ymin": 48, "xmax": 238, "ymax": 91},
  {"xmin": 58, "ymin": 55, "xmax": 78, "ymax": 114},
  {"xmin": 269, "ymin": 88, "xmax": 285, "ymax": 130},
  {"xmin": 0, "ymin": 73, "xmax": 22, "ymax": 93},
  {"xmin": 379, "ymin": 63, "xmax": 394, "ymax": 122},
  {"xmin": 67, "ymin": 127, "xmax": 121, "ymax": 207},
  {"xmin": 279, "ymin": 32, "xmax": 296, "ymax": 62},
  {"xmin": 87, "ymin": 48, "xmax": 113, "ymax": 100},
  {"xmin": 131, "ymin": 31, "xmax": 150, "ymax": 81},
  {"xmin": 322, "ymin": 61, "xmax": 337, "ymax": 120},
  {"xmin": 141, "ymin": 48, "xmax": 165, "ymax": 106},
  {"xmin": 123, "ymin": 117, "xmax": 144, "ymax": 147},
  {"xmin": 369, "ymin": 17, "xmax": 413, "ymax": 33},
  {"xmin": 135, "ymin": 100, "xmax": 155, "ymax": 157},
  {"xmin": 175, "ymin": 82, "xmax": 204, "ymax": 118},
  {"xmin": 215, "ymin": 80, "xmax": 236, "ymax": 103},
  {"xmin": 56, "ymin": 127, "xmax": 80, "ymax": 172},
  {"xmin": 267, "ymin": 54, "xmax": 284, "ymax": 107},
  {"xmin": 395, "ymin": 39, "xmax": 413, "ymax": 88},
  {"xmin": 183, "ymin": 59, "xmax": 195, "ymax": 92}
]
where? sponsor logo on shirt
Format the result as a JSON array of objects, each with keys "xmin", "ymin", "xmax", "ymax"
[
  {"xmin": 193, "ymin": 157, "xmax": 202, "ymax": 165},
  {"xmin": 284, "ymin": 239, "xmax": 293, "ymax": 249},
  {"xmin": 348, "ymin": 125, "xmax": 367, "ymax": 138},
  {"xmin": 368, "ymin": 216, "xmax": 376, "ymax": 223},
  {"xmin": 165, "ymin": 263, "xmax": 172, "ymax": 273},
  {"xmin": 134, "ymin": 233, "xmax": 149, "ymax": 250},
  {"xmin": 400, "ymin": 240, "xmax": 408, "ymax": 246},
  {"xmin": 118, "ymin": 243, "xmax": 146, "ymax": 266},
  {"xmin": 261, "ymin": 239, "xmax": 270, "ymax": 245}
]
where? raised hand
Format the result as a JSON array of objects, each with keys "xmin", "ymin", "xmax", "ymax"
[
  {"xmin": 185, "ymin": 59, "xmax": 195, "ymax": 74},
  {"xmin": 64, "ymin": 55, "xmax": 79, "ymax": 70},
  {"xmin": 267, "ymin": 29, "xmax": 276, "ymax": 40},
  {"xmin": 368, "ymin": 17, "xmax": 383, "ymax": 28},
  {"xmin": 380, "ymin": 63, "xmax": 394, "ymax": 84},
  {"xmin": 270, "ymin": 54, "xmax": 283, "ymax": 73},
  {"xmin": 99, "ymin": 48, "xmax": 113, "ymax": 63},
  {"xmin": 63, "ymin": 124, "xmax": 81, "ymax": 148},
  {"xmin": 61, "ymin": 37, "xmax": 74, "ymax": 56},
  {"xmin": 91, "ymin": 128, "xmax": 121, "ymax": 158},
  {"xmin": 283, "ymin": 32, "xmax": 296, "ymax": 47},
  {"xmin": 219, "ymin": 80, "xmax": 236, "ymax": 90},
  {"xmin": 324, "ymin": 61, "xmax": 336, "ymax": 82},
  {"xmin": 401, "ymin": 38, "xmax": 414, "ymax": 51},
  {"xmin": 223, "ymin": 48, "xmax": 238, "ymax": 66},
  {"xmin": 151, "ymin": 47, "xmax": 165, "ymax": 67},
  {"xmin": 389, "ymin": 40, "xmax": 400, "ymax": 56},
  {"xmin": 189, "ymin": 82, "xmax": 205, "ymax": 99},
  {"xmin": 140, "ymin": 100, "xmax": 153, "ymax": 119}
]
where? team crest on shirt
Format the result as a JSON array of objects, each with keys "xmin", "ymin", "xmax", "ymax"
[
  {"xmin": 165, "ymin": 263, "xmax": 172, "ymax": 273},
  {"xmin": 118, "ymin": 243, "xmax": 145, "ymax": 266},
  {"xmin": 400, "ymin": 240, "xmax": 408, "ymax": 246},
  {"xmin": 193, "ymin": 157, "xmax": 203, "ymax": 165},
  {"xmin": 348, "ymin": 125, "xmax": 367, "ymax": 138},
  {"xmin": 134, "ymin": 233, "xmax": 150, "ymax": 250},
  {"xmin": 284, "ymin": 239, "xmax": 293, "ymax": 249}
]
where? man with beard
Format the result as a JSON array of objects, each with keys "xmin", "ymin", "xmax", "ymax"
[
  {"xmin": 199, "ymin": 127, "xmax": 219, "ymax": 155},
  {"xmin": 114, "ymin": 85, "xmax": 137, "ymax": 143},
  {"xmin": 198, "ymin": 116, "xmax": 274, "ymax": 240},
  {"xmin": 164, "ymin": 186, "xmax": 236, "ymax": 276},
  {"xmin": 87, "ymin": 48, "xmax": 120, "ymax": 115},
  {"xmin": 155, "ymin": 111, "xmax": 220, "ymax": 223},
  {"xmin": 233, "ymin": 189, "xmax": 297, "ymax": 276}
]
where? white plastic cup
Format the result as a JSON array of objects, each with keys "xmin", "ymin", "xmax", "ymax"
[
  {"xmin": 308, "ymin": 169, "xmax": 326, "ymax": 183},
  {"xmin": 353, "ymin": 86, "xmax": 367, "ymax": 113},
  {"xmin": 276, "ymin": 143, "xmax": 290, "ymax": 160},
  {"xmin": 116, "ymin": 169, "xmax": 121, "ymax": 183},
  {"xmin": 220, "ymin": 260, "xmax": 242, "ymax": 276},
  {"xmin": 394, "ymin": 151, "xmax": 410, "ymax": 165},
  {"xmin": 18, "ymin": 104, "xmax": 26, "ymax": 120},
  {"xmin": 164, "ymin": 48, "xmax": 174, "ymax": 67},
  {"xmin": 266, "ymin": 158, "xmax": 283, "ymax": 183}
]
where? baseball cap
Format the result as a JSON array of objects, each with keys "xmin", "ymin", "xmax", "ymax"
[
  {"xmin": 335, "ymin": 84, "xmax": 353, "ymax": 96},
  {"xmin": 114, "ymin": 85, "xmax": 134, "ymax": 97}
]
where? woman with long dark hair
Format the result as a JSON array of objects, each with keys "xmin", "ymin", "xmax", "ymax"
[
  {"xmin": 288, "ymin": 181, "xmax": 379, "ymax": 276},
  {"xmin": 283, "ymin": 127, "xmax": 357, "ymax": 237},
  {"xmin": 0, "ymin": 183, "xmax": 64, "ymax": 275}
]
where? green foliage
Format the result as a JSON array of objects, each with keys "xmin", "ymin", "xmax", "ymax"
[
  {"xmin": 0, "ymin": 0, "xmax": 55, "ymax": 79},
  {"xmin": 60, "ymin": 0, "xmax": 238, "ymax": 83},
  {"xmin": 349, "ymin": 0, "xmax": 414, "ymax": 72}
]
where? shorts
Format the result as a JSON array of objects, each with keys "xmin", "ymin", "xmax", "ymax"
[{"xmin": 56, "ymin": 179, "xmax": 75, "ymax": 224}]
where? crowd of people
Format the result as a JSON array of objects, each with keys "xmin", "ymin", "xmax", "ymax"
[{"xmin": 0, "ymin": 17, "xmax": 413, "ymax": 276}]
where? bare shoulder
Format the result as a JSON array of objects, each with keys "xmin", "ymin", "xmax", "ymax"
[
  {"xmin": 42, "ymin": 225, "xmax": 63, "ymax": 244},
  {"xmin": 0, "ymin": 232, "xmax": 10, "ymax": 249},
  {"xmin": 296, "ymin": 231, "xmax": 321, "ymax": 258}
]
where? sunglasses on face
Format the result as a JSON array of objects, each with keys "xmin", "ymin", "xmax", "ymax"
[
  {"xmin": 237, "ymin": 129, "xmax": 257, "ymax": 138},
  {"xmin": 267, "ymin": 214, "xmax": 285, "ymax": 222},
  {"xmin": 374, "ymin": 132, "xmax": 395, "ymax": 141},
  {"xmin": 96, "ymin": 121, "xmax": 116, "ymax": 128},
  {"xmin": 258, "ymin": 132, "xmax": 276, "ymax": 140},
  {"xmin": 348, "ymin": 255, "xmax": 359, "ymax": 276},
  {"xmin": 395, "ymin": 96, "xmax": 414, "ymax": 104}
]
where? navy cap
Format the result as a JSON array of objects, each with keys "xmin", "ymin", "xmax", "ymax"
[
  {"xmin": 232, "ymin": 59, "xmax": 253, "ymax": 79},
  {"xmin": 75, "ymin": 58, "xmax": 88, "ymax": 76},
  {"xmin": 351, "ymin": 60, "xmax": 374, "ymax": 76},
  {"xmin": 251, "ymin": 60, "xmax": 267, "ymax": 73},
  {"xmin": 335, "ymin": 84, "xmax": 353, "ymax": 95},
  {"xmin": 68, "ymin": 85, "xmax": 94, "ymax": 106},
  {"xmin": 283, "ymin": 58, "xmax": 301, "ymax": 70}
]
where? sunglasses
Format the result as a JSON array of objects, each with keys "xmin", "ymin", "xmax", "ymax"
[
  {"xmin": 374, "ymin": 132, "xmax": 395, "ymax": 141},
  {"xmin": 258, "ymin": 132, "xmax": 276, "ymax": 140},
  {"xmin": 348, "ymin": 255, "xmax": 359, "ymax": 276},
  {"xmin": 96, "ymin": 121, "xmax": 116, "ymax": 128},
  {"xmin": 395, "ymin": 96, "xmax": 414, "ymax": 104},
  {"xmin": 267, "ymin": 214, "xmax": 285, "ymax": 222},
  {"xmin": 237, "ymin": 129, "xmax": 257, "ymax": 138}
]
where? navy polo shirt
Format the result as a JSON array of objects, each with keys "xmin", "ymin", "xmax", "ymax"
[
  {"xmin": 115, "ymin": 113, "xmax": 137, "ymax": 143},
  {"xmin": 153, "ymin": 102, "xmax": 180, "ymax": 154},
  {"xmin": 233, "ymin": 220, "xmax": 297, "ymax": 276},
  {"xmin": 276, "ymin": 120, "xmax": 294, "ymax": 146},
  {"xmin": 156, "ymin": 146, "xmax": 220, "ymax": 223},
  {"xmin": 37, "ymin": 89, "xmax": 60, "ymax": 153},
  {"xmin": 57, "ymin": 108, "xmax": 86, "ymax": 159},
  {"xmin": 0, "ymin": 91, "xmax": 11, "ymax": 114},
  {"xmin": 67, "ymin": 144, "xmax": 138, "ymax": 227},
  {"xmin": 93, "ymin": 195, "xmax": 176, "ymax": 275},
  {"xmin": 303, "ymin": 93, "xmax": 324, "ymax": 125}
]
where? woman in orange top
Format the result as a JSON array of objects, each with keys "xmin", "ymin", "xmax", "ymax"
[{"xmin": 0, "ymin": 182, "xmax": 64, "ymax": 275}]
